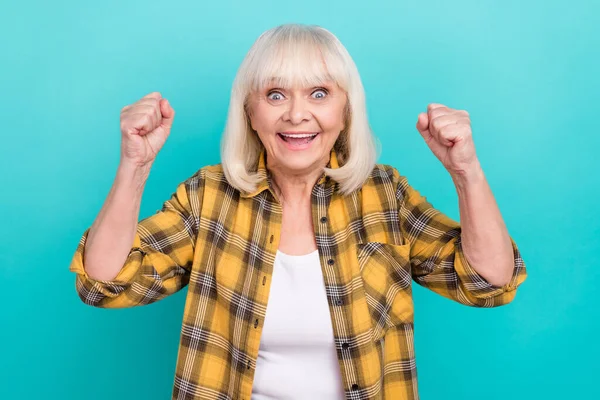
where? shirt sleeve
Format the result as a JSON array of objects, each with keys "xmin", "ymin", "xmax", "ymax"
[
  {"xmin": 68, "ymin": 171, "xmax": 203, "ymax": 308},
  {"xmin": 395, "ymin": 171, "xmax": 527, "ymax": 308}
]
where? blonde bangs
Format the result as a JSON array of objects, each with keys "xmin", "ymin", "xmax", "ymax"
[{"xmin": 240, "ymin": 26, "xmax": 350, "ymax": 94}]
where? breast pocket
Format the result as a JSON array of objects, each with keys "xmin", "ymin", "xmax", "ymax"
[{"xmin": 356, "ymin": 242, "xmax": 414, "ymax": 342}]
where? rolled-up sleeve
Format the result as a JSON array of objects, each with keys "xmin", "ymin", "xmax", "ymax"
[
  {"xmin": 395, "ymin": 172, "xmax": 527, "ymax": 308},
  {"xmin": 69, "ymin": 172, "xmax": 203, "ymax": 308}
]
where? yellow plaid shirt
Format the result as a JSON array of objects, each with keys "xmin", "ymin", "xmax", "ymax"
[{"xmin": 69, "ymin": 150, "xmax": 527, "ymax": 400}]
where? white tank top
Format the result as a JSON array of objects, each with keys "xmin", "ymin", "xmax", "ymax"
[{"xmin": 251, "ymin": 249, "xmax": 346, "ymax": 400}]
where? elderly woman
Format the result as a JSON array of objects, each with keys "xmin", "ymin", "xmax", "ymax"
[{"xmin": 70, "ymin": 24, "xmax": 527, "ymax": 400}]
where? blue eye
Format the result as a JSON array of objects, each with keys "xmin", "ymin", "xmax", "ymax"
[
  {"xmin": 267, "ymin": 91, "xmax": 284, "ymax": 101},
  {"xmin": 312, "ymin": 89, "xmax": 328, "ymax": 99}
]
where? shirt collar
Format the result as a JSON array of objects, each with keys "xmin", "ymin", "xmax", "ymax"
[{"xmin": 240, "ymin": 148, "xmax": 340, "ymax": 198}]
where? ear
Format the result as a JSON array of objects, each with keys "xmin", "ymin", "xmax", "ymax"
[
  {"xmin": 341, "ymin": 100, "xmax": 351, "ymax": 131},
  {"xmin": 244, "ymin": 102, "xmax": 257, "ymax": 131}
]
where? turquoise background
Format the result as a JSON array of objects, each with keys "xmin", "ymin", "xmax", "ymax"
[{"xmin": 1, "ymin": 0, "xmax": 598, "ymax": 398}]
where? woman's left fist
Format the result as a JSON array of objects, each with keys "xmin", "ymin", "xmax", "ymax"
[{"xmin": 416, "ymin": 103, "xmax": 478, "ymax": 177}]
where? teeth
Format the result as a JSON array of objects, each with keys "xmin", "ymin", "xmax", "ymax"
[{"xmin": 280, "ymin": 133, "xmax": 318, "ymax": 138}]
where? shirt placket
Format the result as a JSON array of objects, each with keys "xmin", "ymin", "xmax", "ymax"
[
  {"xmin": 240, "ymin": 188, "xmax": 283, "ymax": 400},
  {"xmin": 312, "ymin": 181, "xmax": 364, "ymax": 399}
]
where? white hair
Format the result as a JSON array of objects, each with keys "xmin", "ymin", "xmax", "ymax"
[{"xmin": 220, "ymin": 23, "xmax": 379, "ymax": 196}]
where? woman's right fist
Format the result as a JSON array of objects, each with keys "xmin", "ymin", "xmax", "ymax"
[{"xmin": 120, "ymin": 92, "xmax": 175, "ymax": 167}]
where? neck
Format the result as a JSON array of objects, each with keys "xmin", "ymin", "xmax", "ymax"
[{"xmin": 268, "ymin": 160, "xmax": 327, "ymax": 207}]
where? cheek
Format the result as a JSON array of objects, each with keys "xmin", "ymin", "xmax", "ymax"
[
  {"xmin": 250, "ymin": 106, "xmax": 278, "ymax": 132},
  {"xmin": 318, "ymin": 106, "xmax": 346, "ymax": 131}
]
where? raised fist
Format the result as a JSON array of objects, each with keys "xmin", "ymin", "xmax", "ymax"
[{"xmin": 120, "ymin": 91, "xmax": 175, "ymax": 167}]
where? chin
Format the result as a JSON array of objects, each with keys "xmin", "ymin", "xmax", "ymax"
[{"xmin": 279, "ymin": 154, "xmax": 320, "ymax": 170}]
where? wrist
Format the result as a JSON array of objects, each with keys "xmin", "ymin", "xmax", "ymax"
[
  {"xmin": 116, "ymin": 160, "xmax": 152, "ymax": 190},
  {"xmin": 450, "ymin": 160, "xmax": 485, "ymax": 190}
]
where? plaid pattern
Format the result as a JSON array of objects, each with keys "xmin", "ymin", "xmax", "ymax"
[{"xmin": 69, "ymin": 149, "xmax": 527, "ymax": 399}]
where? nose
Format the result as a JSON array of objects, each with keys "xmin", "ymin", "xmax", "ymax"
[{"xmin": 282, "ymin": 97, "xmax": 311, "ymax": 125}]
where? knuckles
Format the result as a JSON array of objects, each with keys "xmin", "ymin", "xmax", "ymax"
[
  {"xmin": 430, "ymin": 118, "xmax": 443, "ymax": 132},
  {"xmin": 428, "ymin": 109, "xmax": 472, "ymax": 134}
]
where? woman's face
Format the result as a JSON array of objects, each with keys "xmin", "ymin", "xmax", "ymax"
[{"xmin": 248, "ymin": 81, "xmax": 347, "ymax": 176}]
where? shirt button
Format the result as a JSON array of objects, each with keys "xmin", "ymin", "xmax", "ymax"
[
  {"xmin": 254, "ymin": 318, "xmax": 259, "ymax": 328},
  {"xmin": 327, "ymin": 259, "xmax": 335, "ymax": 265},
  {"xmin": 342, "ymin": 342, "xmax": 349, "ymax": 349},
  {"xmin": 351, "ymin": 384, "xmax": 359, "ymax": 391},
  {"xmin": 335, "ymin": 298, "xmax": 343, "ymax": 306},
  {"xmin": 320, "ymin": 216, "xmax": 328, "ymax": 224},
  {"xmin": 132, "ymin": 247, "xmax": 146, "ymax": 256}
]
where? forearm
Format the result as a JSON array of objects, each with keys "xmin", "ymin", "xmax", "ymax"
[
  {"xmin": 83, "ymin": 161, "xmax": 151, "ymax": 281},
  {"xmin": 451, "ymin": 160, "xmax": 515, "ymax": 287}
]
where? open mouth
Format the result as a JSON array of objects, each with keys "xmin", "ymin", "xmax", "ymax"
[{"xmin": 277, "ymin": 132, "xmax": 319, "ymax": 144}]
